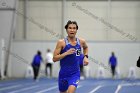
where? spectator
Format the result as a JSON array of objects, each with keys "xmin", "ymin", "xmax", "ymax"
[
  {"xmin": 45, "ymin": 49, "xmax": 53, "ymax": 78},
  {"xmin": 109, "ymin": 52, "xmax": 117, "ymax": 78},
  {"xmin": 31, "ymin": 50, "xmax": 43, "ymax": 81}
]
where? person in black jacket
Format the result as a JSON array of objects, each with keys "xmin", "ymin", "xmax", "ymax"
[{"xmin": 137, "ymin": 56, "xmax": 140, "ymax": 67}]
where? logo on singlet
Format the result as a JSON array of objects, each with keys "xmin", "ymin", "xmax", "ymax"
[{"xmin": 73, "ymin": 80, "xmax": 79, "ymax": 84}]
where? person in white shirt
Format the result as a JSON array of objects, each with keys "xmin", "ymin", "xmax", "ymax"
[{"xmin": 45, "ymin": 49, "xmax": 53, "ymax": 78}]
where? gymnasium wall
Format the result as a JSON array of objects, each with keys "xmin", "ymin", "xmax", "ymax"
[
  {"xmin": 8, "ymin": 41, "xmax": 140, "ymax": 78},
  {"xmin": 0, "ymin": 0, "xmax": 16, "ymax": 79},
  {"xmin": 15, "ymin": 0, "xmax": 140, "ymax": 41}
]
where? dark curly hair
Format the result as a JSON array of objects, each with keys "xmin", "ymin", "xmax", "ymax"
[{"xmin": 65, "ymin": 20, "xmax": 78, "ymax": 30}]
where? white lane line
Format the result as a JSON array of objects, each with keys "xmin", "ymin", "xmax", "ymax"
[
  {"xmin": 35, "ymin": 85, "xmax": 58, "ymax": 93},
  {"xmin": 0, "ymin": 84, "xmax": 21, "ymax": 91},
  {"xmin": 0, "ymin": 82, "xmax": 21, "ymax": 86},
  {"xmin": 0, "ymin": 81, "xmax": 37, "ymax": 87},
  {"xmin": 9, "ymin": 85, "xmax": 39, "ymax": 93},
  {"xmin": 115, "ymin": 85, "xmax": 122, "ymax": 93},
  {"xmin": 88, "ymin": 86, "xmax": 102, "ymax": 93},
  {"xmin": 114, "ymin": 82, "xmax": 140, "ymax": 93},
  {"xmin": 121, "ymin": 82, "xmax": 140, "ymax": 86}
]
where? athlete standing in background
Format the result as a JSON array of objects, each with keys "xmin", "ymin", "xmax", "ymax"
[
  {"xmin": 31, "ymin": 50, "xmax": 43, "ymax": 81},
  {"xmin": 53, "ymin": 20, "xmax": 89, "ymax": 93}
]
